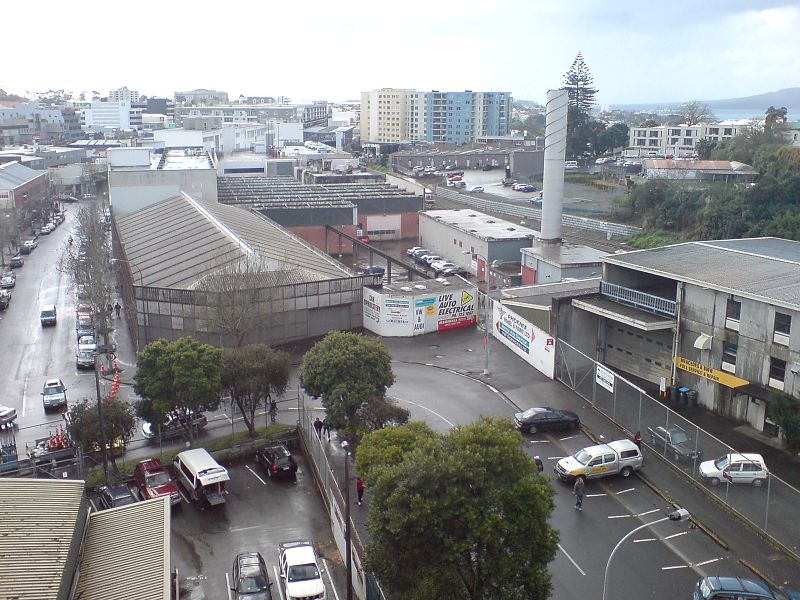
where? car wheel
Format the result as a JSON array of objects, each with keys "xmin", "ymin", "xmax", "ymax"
[
  {"xmin": 569, "ymin": 421, "xmax": 578, "ymax": 430},
  {"xmin": 528, "ymin": 425, "xmax": 538, "ymax": 434},
  {"xmin": 709, "ymin": 477, "xmax": 720, "ymax": 486},
  {"xmin": 753, "ymin": 478, "xmax": 766, "ymax": 488},
  {"xmin": 620, "ymin": 466, "xmax": 633, "ymax": 478}
]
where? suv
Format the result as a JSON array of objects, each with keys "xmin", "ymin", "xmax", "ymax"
[
  {"xmin": 142, "ymin": 410, "xmax": 208, "ymax": 440},
  {"xmin": 41, "ymin": 378, "xmax": 67, "ymax": 411},
  {"xmin": 133, "ymin": 458, "xmax": 181, "ymax": 506},
  {"xmin": 96, "ymin": 484, "xmax": 139, "ymax": 510},
  {"xmin": 255, "ymin": 444, "xmax": 298, "ymax": 479},
  {"xmin": 699, "ymin": 453, "xmax": 769, "ymax": 487},
  {"xmin": 231, "ymin": 552, "xmax": 273, "ymax": 600},
  {"xmin": 694, "ymin": 576, "xmax": 799, "ymax": 600},
  {"xmin": 279, "ymin": 541, "xmax": 326, "ymax": 600},
  {"xmin": 76, "ymin": 315, "xmax": 94, "ymax": 339}
]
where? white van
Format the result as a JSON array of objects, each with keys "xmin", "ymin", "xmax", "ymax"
[
  {"xmin": 564, "ymin": 160, "xmax": 579, "ymax": 170},
  {"xmin": 172, "ymin": 448, "xmax": 229, "ymax": 506}
]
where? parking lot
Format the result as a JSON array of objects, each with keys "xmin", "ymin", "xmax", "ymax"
[{"xmin": 171, "ymin": 453, "xmax": 344, "ymax": 600}]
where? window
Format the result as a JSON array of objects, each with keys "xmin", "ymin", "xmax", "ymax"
[
  {"xmin": 775, "ymin": 312, "xmax": 791, "ymax": 335},
  {"xmin": 722, "ymin": 343, "xmax": 738, "ymax": 365},
  {"xmin": 724, "ymin": 128, "xmax": 733, "ymax": 136},
  {"xmin": 726, "ymin": 299, "xmax": 741, "ymax": 320},
  {"xmin": 708, "ymin": 128, "xmax": 719, "ymax": 135},
  {"xmin": 769, "ymin": 357, "xmax": 786, "ymax": 382}
]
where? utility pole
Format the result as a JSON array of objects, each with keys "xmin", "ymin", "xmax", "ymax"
[{"xmin": 93, "ymin": 354, "xmax": 109, "ymax": 486}]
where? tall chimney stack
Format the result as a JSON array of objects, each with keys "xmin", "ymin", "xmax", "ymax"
[{"xmin": 539, "ymin": 89, "xmax": 569, "ymax": 243}]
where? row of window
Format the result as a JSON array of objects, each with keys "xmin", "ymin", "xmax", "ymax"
[{"xmin": 725, "ymin": 299, "xmax": 792, "ymax": 335}]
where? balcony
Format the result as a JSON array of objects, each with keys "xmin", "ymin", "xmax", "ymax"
[{"xmin": 601, "ymin": 281, "xmax": 676, "ymax": 318}]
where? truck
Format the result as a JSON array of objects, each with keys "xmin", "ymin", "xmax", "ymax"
[
  {"xmin": 554, "ymin": 439, "xmax": 643, "ymax": 482},
  {"xmin": 647, "ymin": 425, "xmax": 703, "ymax": 463},
  {"xmin": 133, "ymin": 458, "xmax": 182, "ymax": 506}
]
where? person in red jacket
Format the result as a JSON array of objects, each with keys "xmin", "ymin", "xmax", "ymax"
[{"xmin": 356, "ymin": 477, "xmax": 365, "ymax": 506}]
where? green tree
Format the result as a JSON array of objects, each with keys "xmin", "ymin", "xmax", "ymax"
[
  {"xmin": 561, "ymin": 51, "xmax": 598, "ymax": 112},
  {"xmin": 221, "ymin": 344, "xmax": 290, "ymax": 437},
  {"xmin": 639, "ymin": 118, "xmax": 659, "ymax": 127},
  {"xmin": 768, "ymin": 392, "xmax": 800, "ymax": 451},
  {"xmin": 355, "ymin": 421, "xmax": 436, "ymax": 482},
  {"xmin": 0, "ymin": 89, "xmax": 27, "ymax": 101},
  {"xmin": 362, "ymin": 418, "xmax": 558, "ymax": 600},
  {"xmin": 695, "ymin": 138, "xmax": 717, "ymax": 160},
  {"xmin": 765, "ymin": 106, "xmax": 788, "ymax": 131},
  {"xmin": 299, "ymin": 331, "xmax": 395, "ymax": 443},
  {"xmin": 66, "ymin": 396, "xmax": 136, "ymax": 473},
  {"xmin": 134, "ymin": 337, "xmax": 224, "ymax": 446}
]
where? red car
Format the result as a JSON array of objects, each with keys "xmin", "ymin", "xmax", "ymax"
[{"xmin": 133, "ymin": 458, "xmax": 182, "ymax": 506}]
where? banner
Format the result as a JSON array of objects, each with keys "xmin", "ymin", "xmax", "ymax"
[{"xmin": 492, "ymin": 303, "xmax": 556, "ymax": 379}]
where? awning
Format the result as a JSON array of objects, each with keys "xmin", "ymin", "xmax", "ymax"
[{"xmin": 693, "ymin": 333, "xmax": 712, "ymax": 350}]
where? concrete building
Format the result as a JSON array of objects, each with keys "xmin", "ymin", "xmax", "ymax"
[
  {"xmin": 107, "ymin": 147, "xmax": 217, "ymax": 216},
  {"xmin": 390, "ymin": 146, "xmax": 544, "ymax": 181},
  {"xmin": 0, "ymin": 102, "xmax": 82, "ymax": 144},
  {"xmin": 360, "ymin": 89, "xmax": 416, "ymax": 143},
  {"xmin": 82, "ymin": 101, "xmax": 133, "ymax": 133},
  {"xmin": 627, "ymin": 120, "xmax": 749, "ymax": 158},
  {"xmin": 564, "ymin": 238, "xmax": 800, "ymax": 436},
  {"xmin": 153, "ymin": 122, "xmax": 266, "ymax": 156},
  {"xmin": 520, "ymin": 242, "xmax": 607, "ymax": 285},
  {"xmin": 641, "ymin": 159, "xmax": 758, "ymax": 183},
  {"xmin": 176, "ymin": 88, "xmax": 229, "ymax": 104},
  {"xmin": 108, "ymin": 86, "xmax": 140, "ymax": 104}
]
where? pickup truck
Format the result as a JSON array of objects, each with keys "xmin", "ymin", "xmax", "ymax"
[
  {"xmin": 647, "ymin": 425, "xmax": 703, "ymax": 463},
  {"xmin": 554, "ymin": 439, "xmax": 643, "ymax": 482},
  {"xmin": 133, "ymin": 458, "xmax": 182, "ymax": 506}
]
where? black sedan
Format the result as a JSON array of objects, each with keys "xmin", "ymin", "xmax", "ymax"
[
  {"xmin": 231, "ymin": 552, "xmax": 273, "ymax": 600},
  {"xmin": 96, "ymin": 484, "xmax": 139, "ymax": 510},
  {"xmin": 255, "ymin": 444, "xmax": 298, "ymax": 479},
  {"xmin": 513, "ymin": 407, "xmax": 580, "ymax": 434}
]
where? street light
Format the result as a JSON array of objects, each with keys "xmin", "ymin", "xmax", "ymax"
[
  {"xmin": 463, "ymin": 250, "xmax": 493, "ymax": 376},
  {"xmin": 112, "ymin": 258, "xmax": 147, "ymax": 348},
  {"xmin": 341, "ymin": 440, "xmax": 353, "ymax": 600},
  {"xmin": 603, "ymin": 508, "xmax": 690, "ymax": 600}
]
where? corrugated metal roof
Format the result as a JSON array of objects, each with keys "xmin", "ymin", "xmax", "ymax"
[
  {"xmin": 115, "ymin": 193, "xmax": 351, "ymax": 289},
  {"xmin": 0, "ymin": 161, "xmax": 47, "ymax": 189},
  {"xmin": 0, "ymin": 479, "xmax": 86, "ymax": 600},
  {"xmin": 605, "ymin": 238, "xmax": 800, "ymax": 309},
  {"xmin": 75, "ymin": 497, "xmax": 170, "ymax": 600}
]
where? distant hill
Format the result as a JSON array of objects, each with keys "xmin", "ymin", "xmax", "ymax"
[
  {"xmin": 514, "ymin": 100, "xmax": 542, "ymax": 109},
  {"xmin": 705, "ymin": 87, "xmax": 800, "ymax": 109}
]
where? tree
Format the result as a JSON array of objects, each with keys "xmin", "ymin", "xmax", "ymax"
[
  {"xmin": 355, "ymin": 421, "xmax": 437, "ymax": 483},
  {"xmin": 678, "ymin": 101, "xmax": 713, "ymax": 126},
  {"xmin": 66, "ymin": 396, "xmax": 136, "ymax": 473},
  {"xmin": 361, "ymin": 418, "xmax": 558, "ymax": 599},
  {"xmin": 0, "ymin": 89, "xmax": 27, "ymax": 102},
  {"xmin": 561, "ymin": 51, "xmax": 598, "ymax": 113},
  {"xmin": 768, "ymin": 392, "xmax": 800, "ymax": 451},
  {"xmin": 765, "ymin": 106, "xmax": 788, "ymax": 131},
  {"xmin": 639, "ymin": 118, "xmax": 659, "ymax": 128},
  {"xmin": 134, "ymin": 337, "xmax": 224, "ymax": 446},
  {"xmin": 221, "ymin": 344, "xmax": 290, "ymax": 437},
  {"xmin": 695, "ymin": 138, "xmax": 717, "ymax": 160},
  {"xmin": 299, "ymin": 331, "xmax": 395, "ymax": 443}
]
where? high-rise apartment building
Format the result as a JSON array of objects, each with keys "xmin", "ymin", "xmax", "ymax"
[
  {"xmin": 360, "ymin": 89, "xmax": 416, "ymax": 143},
  {"xmin": 108, "ymin": 87, "xmax": 140, "ymax": 104}
]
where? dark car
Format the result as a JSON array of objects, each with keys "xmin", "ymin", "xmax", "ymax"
[
  {"xmin": 255, "ymin": 444, "xmax": 298, "ymax": 479},
  {"xmin": 648, "ymin": 425, "xmax": 703, "ymax": 463},
  {"xmin": 694, "ymin": 576, "xmax": 800, "ymax": 600},
  {"xmin": 96, "ymin": 484, "xmax": 139, "ymax": 510},
  {"xmin": 231, "ymin": 552, "xmax": 273, "ymax": 600},
  {"xmin": 513, "ymin": 407, "xmax": 580, "ymax": 434},
  {"xmin": 75, "ymin": 315, "xmax": 94, "ymax": 340},
  {"xmin": 141, "ymin": 410, "xmax": 208, "ymax": 440},
  {"xmin": 358, "ymin": 265, "xmax": 385, "ymax": 276},
  {"xmin": 439, "ymin": 266, "xmax": 468, "ymax": 277},
  {"xmin": 10, "ymin": 255, "xmax": 24, "ymax": 268},
  {"xmin": 0, "ymin": 289, "xmax": 10, "ymax": 310}
]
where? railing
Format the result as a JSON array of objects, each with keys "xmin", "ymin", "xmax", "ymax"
[{"xmin": 600, "ymin": 281, "xmax": 677, "ymax": 318}]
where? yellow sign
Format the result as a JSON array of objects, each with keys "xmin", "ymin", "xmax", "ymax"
[
  {"xmin": 461, "ymin": 290, "xmax": 473, "ymax": 305},
  {"xmin": 424, "ymin": 305, "xmax": 436, "ymax": 316},
  {"xmin": 674, "ymin": 356, "xmax": 749, "ymax": 388}
]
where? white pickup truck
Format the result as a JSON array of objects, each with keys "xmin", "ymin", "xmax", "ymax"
[{"xmin": 554, "ymin": 439, "xmax": 643, "ymax": 482}]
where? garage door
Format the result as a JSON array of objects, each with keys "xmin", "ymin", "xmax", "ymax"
[{"xmin": 604, "ymin": 322, "xmax": 672, "ymax": 384}]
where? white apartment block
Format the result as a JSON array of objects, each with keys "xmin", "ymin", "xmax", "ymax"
[
  {"xmin": 108, "ymin": 87, "xmax": 140, "ymax": 104},
  {"xmin": 627, "ymin": 120, "xmax": 750, "ymax": 158},
  {"xmin": 360, "ymin": 89, "xmax": 415, "ymax": 143},
  {"xmin": 82, "ymin": 101, "xmax": 133, "ymax": 132}
]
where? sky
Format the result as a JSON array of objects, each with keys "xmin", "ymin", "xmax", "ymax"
[{"xmin": 3, "ymin": 0, "xmax": 799, "ymax": 106}]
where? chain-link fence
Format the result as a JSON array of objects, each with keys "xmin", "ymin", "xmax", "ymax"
[{"xmin": 556, "ymin": 338, "xmax": 800, "ymax": 559}]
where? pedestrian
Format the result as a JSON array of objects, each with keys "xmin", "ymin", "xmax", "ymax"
[
  {"xmin": 534, "ymin": 456, "xmax": 544, "ymax": 475},
  {"xmin": 633, "ymin": 431, "xmax": 642, "ymax": 450},
  {"xmin": 322, "ymin": 418, "xmax": 331, "ymax": 440},
  {"xmin": 313, "ymin": 417, "xmax": 323, "ymax": 439},
  {"xmin": 573, "ymin": 477, "xmax": 585, "ymax": 511},
  {"xmin": 114, "ymin": 302, "xmax": 121, "ymax": 318},
  {"xmin": 269, "ymin": 398, "xmax": 277, "ymax": 423},
  {"xmin": 356, "ymin": 477, "xmax": 365, "ymax": 505},
  {"xmin": 106, "ymin": 303, "xmax": 113, "ymax": 317}
]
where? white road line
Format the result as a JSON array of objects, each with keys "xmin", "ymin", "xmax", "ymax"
[
  {"xmin": 557, "ymin": 543, "xmax": 586, "ymax": 576},
  {"xmin": 228, "ymin": 524, "xmax": 266, "ymax": 533},
  {"xmin": 662, "ymin": 565, "xmax": 689, "ymax": 571},
  {"xmin": 633, "ymin": 538, "xmax": 657, "ymax": 543},
  {"xmin": 22, "ymin": 376, "xmax": 28, "ymax": 417},
  {"xmin": 586, "ymin": 493, "xmax": 607, "ymax": 498},
  {"xmin": 225, "ymin": 572, "xmax": 233, "ymax": 600},
  {"xmin": 222, "ymin": 412, "xmax": 233, "ymax": 424},
  {"xmin": 547, "ymin": 456, "xmax": 565, "ymax": 460},
  {"xmin": 616, "ymin": 488, "xmax": 635, "ymax": 495},
  {"xmin": 559, "ymin": 435, "xmax": 578, "ymax": 441},
  {"xmin": 694, "ymin": 557, "xmax": 723, "ymax": 567},
  {"xmin": 392, "ymin": 396, "xmax": 455, "ymax": 427},
  {"xmin": 637, "ymin": 509, "xmax": 659, "ymax": 517},
  {"xmin": 608, "ymin": 514, "xmax": 633, "ymax": 519},
  {"xmin": 246, "ymin": 465, "xmax": 267, "ymax": 486},
  {"xmin": 664, "ymin": 531, "xmax": 688, "ymax": 540},
  {"xmin": 322, "ymin": 558, "xmax": 341, "ymax": 600},
  {"xmin": 529, "ymin": 440, "xmax": 550, "ymax": 444},
  {"xmin": 273, "ymin": 566, "xmax": 285, "ymax": 600}
]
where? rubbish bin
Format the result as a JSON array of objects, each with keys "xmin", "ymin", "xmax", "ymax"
[
  {"xmin": 670, "ymin": 386, "xmax": 679, "ymax": 402},
  {"xmin": 678, "ymin": 387, "xmax": 690, "ymax": 405},
  {"xmin": 687, "ymin": 390, "xmax": 698, "ymax": 407}
]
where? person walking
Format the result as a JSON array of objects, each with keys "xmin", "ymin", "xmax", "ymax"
[
  {"xmin": 114, "ymin": 302, "xmax": 121, "ymax": 318},
  {"xmin": 313, "ymin": 417, "xmax": 323, "ymax": 439},
  {"xmin": 322, "ymin": 418, "xmax": 331, "ymax": 440},
  {"xmin": 534, "ymin": 456, "xmax": 544, "ymax": 475},
  {"xmin": 356, "ymin": 477, "xmax": 365, "ymax": 506},
  {"xmin": 269, "ymin": 398, "xmax": 278, "ymax": 423},
  {"xmin": 633, "ymin": 431, "xmax": 642, "ymax": 450},
  {"xmin": 573, "ymin": 477, "xmax": 585, "ymax": 511}
]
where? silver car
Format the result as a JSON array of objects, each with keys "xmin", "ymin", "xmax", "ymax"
[{"xmin": 41, "ymin": 378, "xmax": 67, "ymax": 411}]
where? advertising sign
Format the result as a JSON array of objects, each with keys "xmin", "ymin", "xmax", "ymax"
[
  {"xmin": 492, "ymin": 303, "xmax": 556, "ymax": 378},
  {"xmin": 431, "ymin": 290, "xmax": 476, "ymax": 331},
  {"xmin": 674, "ymin": 356, "xmax": 748, "ymax": 388},
  {"xmin": 363, "ymin": 289, "xmax": 381, "ymax": 326}
]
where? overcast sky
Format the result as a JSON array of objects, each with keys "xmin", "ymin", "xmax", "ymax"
[{"xmin": 4, "ymin": 0, "xmax": 798, "ymax": 106}]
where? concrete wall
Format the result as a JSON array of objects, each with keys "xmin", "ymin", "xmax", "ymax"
[
  {"xmin": 510, "ymin": 149, "xmax": 544, "ymax": 180},
  {"xmin": 109, "ymin": 169, "xmax": 218, "ymax": 216}
]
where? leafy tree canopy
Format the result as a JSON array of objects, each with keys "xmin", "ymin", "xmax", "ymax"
[
  {"xmin": 361, "ymin": 418, "xmax": 558, "ymax": 600},
  {"xmin": 66, "ymin": 396, "xmax": 137, "ymax": 452}
]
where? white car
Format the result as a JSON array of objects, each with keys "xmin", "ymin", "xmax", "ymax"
[
  {"xmin": 78, "ymin": 335, "xmax": 98, "ymax": 354},
  {"xmin": 0, "ymin": 404, "xmax": 17, "ymax": 427},
  {"xmin": 430, "ymin": 260, "xmax": 458, "ymax": 271},
  {"xmin": 40, "ymin": 224, "xmax": 53, "ymax": 235},
  {"xmin": 467, "ymin": 186, "xmax": 485, "ymax": 193},
  {"xmin": 699, "ymin": 453, "xmax": 769, "ymax": 487},
  {"xmin": 279, "ymin": 540, "xmax": 326, "ymax": 600},
  {"xmin": 0, "ymin": 275, "xmax": 15, "ymax": 289},
  {"xmin": 406, "ymin": 246, "xmax": 425, "ymax": 256}
]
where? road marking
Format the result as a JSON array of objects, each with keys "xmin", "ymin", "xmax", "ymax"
[
  {"xmin": 557, "ymin": 543, "xmax": 586, "ymax": 576},
  {"xmin": 22, "ymin": 376, "xmax": 28, "ymax": 417},
  {"xmin": 694, "ymin": 557, "xmax": 723, "ymax": 567},
  {"xmin": 559, "ymin": 435, "xmax": 578, "ymax": 441},
  {"xmin": 633, "ymin": 538, "xmax": 657, "ymax": 543},
  {"xmin": 246, "ymin": 465, "xmax": 267, "ymax": 486},
  {"xmin": 616, "ymin": 488, "xmax": 635, "ymax": 495},
  {"xmin": 608, "ymin": 514, "xmax": 633, "ymax": 519},
  {"xmin": 529, "ymin": 440, "xmax": 549, "ymax": 444},
  {"xmin": 547, "ymin": 456, "xmax": 565, "ymax": 460},
  {"xmin": 664, "ymin": 531, "xmax": 688, "ymax": 540},
  {"xmin": 662, "ymin": 564, "xmax": 689, "ymax": 571},
  {"xmin": 273, "ymin": 566, "xmax": 285, "ymax": 600},
  {"xmin": 322, "ymin": 558, "xmax": 341, "ymax": 600},
  {"xmin": 225, "ymin": 572, "xmax": 233, "ymax": 600},
  {"xmin": 392, "ymin": 396, "xmax": 455, "ymax": 427},
  {"xmin": 228, "ymin": 524, "xmax": 266, "ymax": 533},
  {"xmin": 221, "ymin": 412, "xmax": 233, "ymax": 424},
  {"xmin": 586, "ymin": 493, "xmax": 607, "ymax": 498},
  {"xmin": 637, "ymin": 509, "xmax": 659, "ymax": 517}
]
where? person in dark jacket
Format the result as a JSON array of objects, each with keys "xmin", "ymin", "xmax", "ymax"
[
  {"xmin": 573, "ymin": 477, "xmax": 585, "ymax": 511},
  {"xmin": 313, "ymin": 417, "xmax": 323, "ymax": 438},
  {"xmin": 534, "ymin": 456, "xmax": 544, "ymax": 475}
]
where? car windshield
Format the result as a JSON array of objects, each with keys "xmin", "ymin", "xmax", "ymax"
[
  {"xmin": 146, "ymin": 472, "xmax": 171, "ymax": 487},
  {"xmin": 238, "ymin": 575, "xmax": 268, "ymax": 592},
  {"xmin": 287, "ymin": 563, "xmax": 320, "ymax": 582},
  {"xmin": 574, "ymin": 449, "xmax": 592, "ymax": 465},
  {"xmin": 115, "ymin": 494, "xmax": 136, "ymax": 507},
  {"xmin": 45, "ymin": 385, "xmax": 64, "ymax": 394},
  {"xmin": 714, "ymin": 456, "xmax": 730, "ymax": 470},
  {"xmin": 671, "ymin": 430, "xmax": 689, "ymax": 444},
  {"xmin": 521, "ymin": 408, "xmax": 543, "ymax": 419}
]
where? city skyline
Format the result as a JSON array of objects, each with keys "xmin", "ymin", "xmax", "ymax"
[{"xmin": 2, "ymin": 0, "xmax": 798, "ymax": 106}]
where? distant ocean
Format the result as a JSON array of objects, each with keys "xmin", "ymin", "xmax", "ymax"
[{"xmin": 609, "ymin": 104, "xmax": 796, "ymax": 122}]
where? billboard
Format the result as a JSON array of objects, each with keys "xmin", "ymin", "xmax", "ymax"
[{"xmin": 492, "ymin": 302, "xmax": 556, "ymax": 379}]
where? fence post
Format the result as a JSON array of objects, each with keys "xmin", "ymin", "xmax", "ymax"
[
  {"xmin": 764, "ymin": 476, "xmax": 771, "ymax": 532},
  {"xmin": 637, "ymin": 392, "xmax": 642, "ymax": 433}
]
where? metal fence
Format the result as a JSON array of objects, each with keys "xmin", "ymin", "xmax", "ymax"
[{"xmin": 555, "ymin": 339, "xmax": 800, "ymax": 560}]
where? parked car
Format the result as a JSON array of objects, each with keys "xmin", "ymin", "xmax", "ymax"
[
  {"xmin": 406, "ymin": 246, "xmax": 425, "ymax": 256},
  {"xmin": 78, "ymin": 335, "xmax": 98, "ymax": 354},
  {"xmin": 564, "ymin": 160, "xmax": 579, "ymax": 170},
  {"xmin": 2, "ymin": 270, "xmax": 15, "ymax": 283},
  {"xmin": 358, "ymin": 265, "xmax": 385, "ymax": 276},
  {"xmin": 76, "ymin": 349, "xmax": 95, "ymax": 370},
  {"xmin": 513, "ymin": 183, "xmax": 536, "ymax": 192},
  {"xmin": 133, "ymin": 458, "xmax": 182, "ymax": 506},
  {"xmin": 41, "ymin": 378, "xmax": 67, "ymax": 412},
  {"xmin": 142, "ymin": 410, "xmax": 208, "ymax": 440},
  {"xmin": 0, "ymin": 289, "xmax": 11, "ymax": 310},
  {"xmin": 467, "ymin": 186, "xmax": 485, "ymax": 193},
  {"xmin": 452, "ymin": 180, "xmax": 467, "ymax": 188},
  {"xmin": 96, "ymin": 484, "xmax": 139, "ymax": 510},
  {"xmin": 0, "ymin": 404, "xmax": 17, "ymax": 427},
  {"xmin": 554, "ymin": 439, "xmax": 643, "ymax": 482},
  {"xmin": 0, "ymin": 274, "xmax": 15, "ymax": 289},
  {"xmin": 694, "ymin": 576, "xmax": 800, "ymax": 600},
  {"xmin": 699, "ymin": 453, "xmax": 769, "ymax": 487},
  {"xmin": 76, "ymin": 315, "xmax": 94, "ymax": 339},
  {"xmin": 439, "ymin": 266, "xmax": 468, "ymax": 277},
  {"xmin": 430, "ymin": 260, "xmax": 458, "ymax": 272},
  {"xmin": 514, "ymin": 407, "xmax": 580, "ymax": 434},
  {"xmin": 255, "ymin": 444, "xmax": 298, "ymax": 479},
  {"xmin": 279, "ymin": 540, "xmax": 326, "ymax": 600},
  {"xmin": 421, "ymin": 254, "xmax": 444, "ymax": 266},
  {"xmin": 40, "ymin": 224, "xmax": 53, "ymax": 235},
  {"xmin": 647, "ymin": 425, "xmax": 703, "ymax": 463},
  {"xmin": 433, "ymin": 170, "xmax": 445, "ymax": 176},
  {"xmin": 410, "ymin": 248, "xmax": 432, "ymax": 260},
  {"xmin": 10, "ymin": 255, "xmax": 24, "ymax": 268},
  {"xmin": 231, "ymin": 552, "xmax": 274, "ymax": 600}
]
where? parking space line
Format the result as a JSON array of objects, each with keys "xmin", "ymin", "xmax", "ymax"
[
  {"xmin": 228, "ymin": 524, "xmax": 265, "ymax": 533},
  {"xmin": 586, "ymin": 493, "xmax": 607, "ymax": 498},
  {"xmin": 559, "ymin": 435, "xmax": 578, "ymax": 441},
  {"xmin": 694, "ymin": 557, "xmax": 723, "ymax": 567},
  {"xmin": 662, "ymin": 564, "xmax": 689, "ymax": 571},
  {"xmin": 224, "ymin": 572, "xmax": 233, "ymax": 600},
  {"xmin": 322, "ymin": 558, "xmax": 341, "ymax": 600},
  {"xmin": 272, "ymin": 566, "xmax": 285, "ymax": 600},
  {"xmin": 637, "ymin": 509, "xmax": 659, "ymax": 517},
  {"xmin": 557, "ymin": 543, "xmax": 586, "ymax": 576},
  {"xmin": 616, "ymin": 488, "xmax": 635, "ymax": 495},
  {"xmin": 246, "ymin": 465, "xmax": 268, "ymax": 486},
  {"xmin": 22, "ymin": 376, "xmax": 28, "ymax": 417},
  {"xmin": 529, "ymin": 440, "xmax": 549, "ymax": 444},
  {"xmin": 608, "ymin": 514, "xmax": 633, "ymax": 519},
  {"xmin": 633, "ymin": 537, "xmax": 658, "ymax": 543},
  {"xmin": 664, "ymin": 531, "xmax": 688, "ymax": 540},
  {"xmin": 662, "ymin": 557, "xmax": 723, "ymax": 571}
]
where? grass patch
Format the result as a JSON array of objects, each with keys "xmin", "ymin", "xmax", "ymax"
[{"xmin": 628, "ymin": 231, "xmax": 682, "ymax": 249}]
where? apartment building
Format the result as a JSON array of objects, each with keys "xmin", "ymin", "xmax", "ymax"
[
  {"xmin": 627, "ymin": 120, "xmax": 749, "ymax": 157},
  {"xmin": 108, "ymin": 86, "xmax": 140, "ymax": 104},
  {"xmin": 360, "ymin": 89, "xmax": 416, "ymax": 143}
]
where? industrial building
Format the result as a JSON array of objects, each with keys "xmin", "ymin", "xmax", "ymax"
[
  {"xmin": 390, "ymin": 147, "xmax": 544, "ymax": 181},
  {"xmin": 520, "ymin": 242, "xmax": 607, "ymax": 285},
  {"xmin": 641, "ymin": 159, "xmax": 758, "ymax": 183},
  {"xmin": 0, "ymin": 161, "xmax": 48, "ymax": 213}
]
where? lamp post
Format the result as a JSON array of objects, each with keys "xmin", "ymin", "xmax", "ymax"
[
  {"xmin": 341, "ymin": 440, "xmax": 353, "ymax": 600},
  {"xmin": 463, "ymin": 250, "xmax": 492, "ymax": 376},
  {"xmin": 603, "ymin": 508, "xmax": 690, "ymax": 600},
  {"xmin": 112, "ymin": 258, "xmax": 147, "ymax": 348}
]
